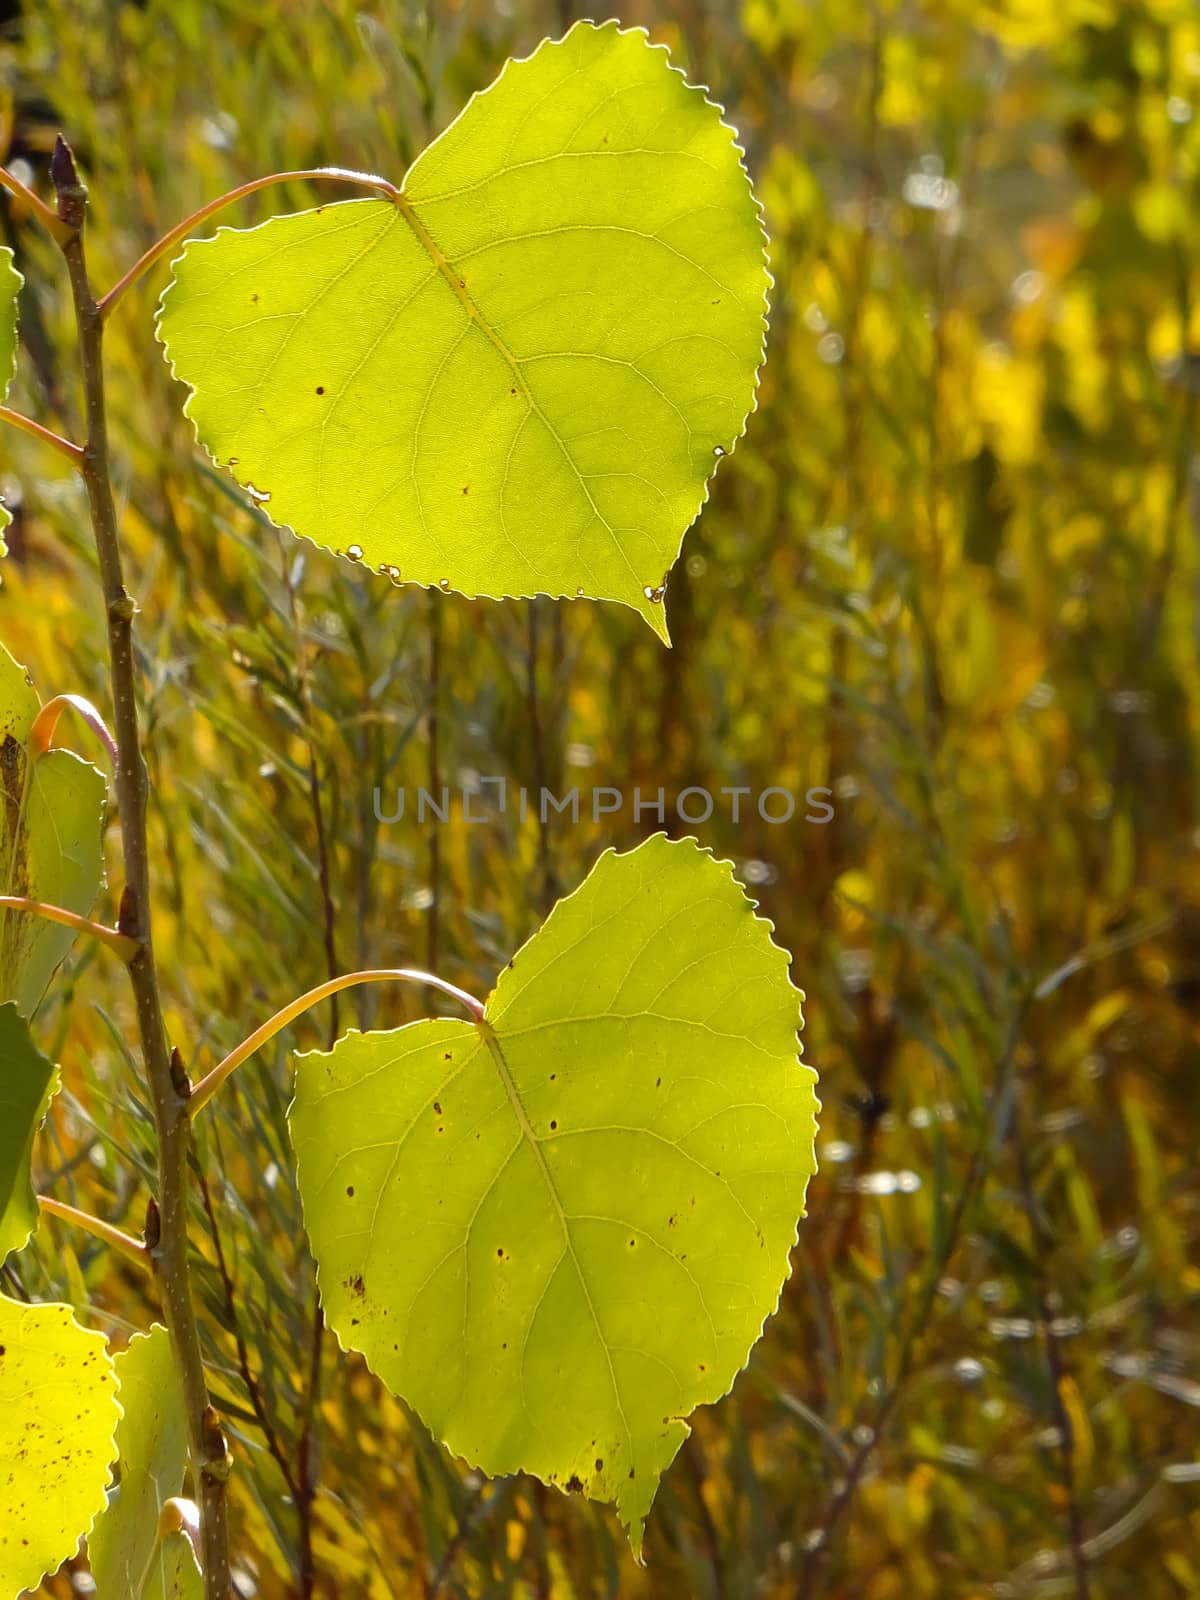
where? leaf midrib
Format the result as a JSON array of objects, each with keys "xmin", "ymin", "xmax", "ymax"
[
  {"xmin": 477, "ymin": 1019, "xmax": 634, "ymax": 1464},
  {"xmin": 393, "ymin": 193, "xmax": 647, "ymax": 601}
]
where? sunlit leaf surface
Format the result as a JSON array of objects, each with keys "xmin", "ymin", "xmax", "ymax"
[
  {"xmin": 0, "ymin": 1295, "xmax": 119, "ymax": 1595},
  {"xmin": 290, "ymin": 835, "xmax": 817, "ymax": 1553},
  {"xmin": 0, "ymin": 1002, "xmax": 58, "ymax": 1261},
  {"xmin": 143, "ymin": 1531, "xmax": 203, "ymax": 1600},
  {"xmin": 0, "ymin": 643, "xmax": 106, "ymax": 1015},
  {"xmin": 89, "ymin": 1325, "xmax": 191, "ymax": 1599},
  {"xmin": 157, "ymin": 21, "xmax": 769, "ymax": 639}
]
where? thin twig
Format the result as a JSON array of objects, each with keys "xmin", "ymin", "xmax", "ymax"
[
  {"xmin": 0, "ymin": 894, "xmax": 136, "ymax": 961},
  {"xmin": 29, "ymin": 691, "xmax": 119, "ymax": 763},
  {"xmin": 98, "ymin": 166, "xmax": 401, "ymax": 319},
  {"xmin": 0, "ymin": 403, "xmax": 84, "ymax": 466},
  {"xmin": 188, "ymin": 967, "xmax": 485, "ymax": 1117},
  {"xmin": 53, "ymin": 135, "xmax": 233, "ymax": 1600},
  {"xmin": 37, "ymin": 1193, "xmax": 149, "ymax": 1267},
  {"xmin": 0, "ymin": 164, "xmax": 70, "ymax": 240}
]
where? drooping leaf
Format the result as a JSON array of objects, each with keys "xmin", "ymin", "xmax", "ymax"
[
  {"xmin": 0, "ymin": 248, "xmax": 22, "ymax": 548},
  {"xmin": 0, "ymin": 1294, "xmax": 120, "ymax": 1595},
  {"xmin": 88, "ymin": 1325, "xmax": 190, "ymax": 1600},
  {"xmin": 143, "ymin": 1531, "xmax": 203, "ymax": 1600},
  {"xmin": 157, "ymin": 21, "xmax": 769, "ymax": 640},
  {"xmin": 290, "ymin": 834, "xmax": 818, "ymax": 1554},
  {"xmin": 0, "ymin": 1001, "xmax": 59, "ymax": 1262},
  {"xmin": 0, "ymin": 642, "xmax": 106, "ymax": 1015}
]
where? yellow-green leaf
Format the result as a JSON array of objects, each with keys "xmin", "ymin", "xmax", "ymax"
[
  {"xmin": 157, "ymin": 21, "xmax": 769, "ymax": 640},
  {"xmin": 143, "ymin": 1531, "xmax": 203, "ymax": 1600},
  {"xmin": 290, "ymin": 835, "xmax": 818, "ymax": 1555},
  {"xmin": 88, "ymin": 1325, "xmax": 190, "ymax": 1600},
  {"xmin": 0, "ymin": 1002, "xmax": 58, "ymax": 1262},
  {"xmin": 0, "ymin": 1295, "xmax": 120, "ymax": 1595},
  {"xmin": 0, "ymin": 642, "xmax": 106, "ymax": 1015}
]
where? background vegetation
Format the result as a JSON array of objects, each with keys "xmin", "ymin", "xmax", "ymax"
[{"xmin": 2, "ymin": 0, "xmax": 1199, "ymax": 1595}]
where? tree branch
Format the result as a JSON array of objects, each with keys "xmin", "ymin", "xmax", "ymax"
[{"xmin": 53, "ymin": 134, "xmax": 233, "ymax": 1600}]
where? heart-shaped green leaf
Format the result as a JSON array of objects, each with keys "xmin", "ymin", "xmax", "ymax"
[
  {"xmin": 88, "ymin": 1325, "xmax": 190, "ymax": 1599},
  {"xmin": 0, "ymin": 248, "xmax": 22, "ymax": 547},
  {"xmin": 157, "ymin": 21, "xmax": 769, "ymax": 639},
  {"xmin": 0, "ymin": 1001, "xmax": 59, "ymax": 1262},
  {"xmin": 0, "ymin": 1294, "xmax": 120, "ymax": 1595},
  {"xmin": 289, "ymin": 835, "xmax": 817, "ymax": 1554},
  {"xmin": 0, "ymin": 642, "xmax": 106, "ymax": 1015}
]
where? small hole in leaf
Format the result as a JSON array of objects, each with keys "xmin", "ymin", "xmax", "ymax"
[
  {"xmin": 346, "ymin": 1186, "xmax": 355, "ymax": 1198},
  {"xmin": 594, "ymin": 1457, "xmax": 603, "ymax": 1470},
  {"xmin": 433, "ymin": 1102, "xmax": 442, "ymax": 1115},
  {"xmin": 316, "ymin": 385, "xmax": 325, "ymax": 395},
  {"xmin": 550, "ymin": 1120, "xmax": 558, "ymax": 1130}
]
